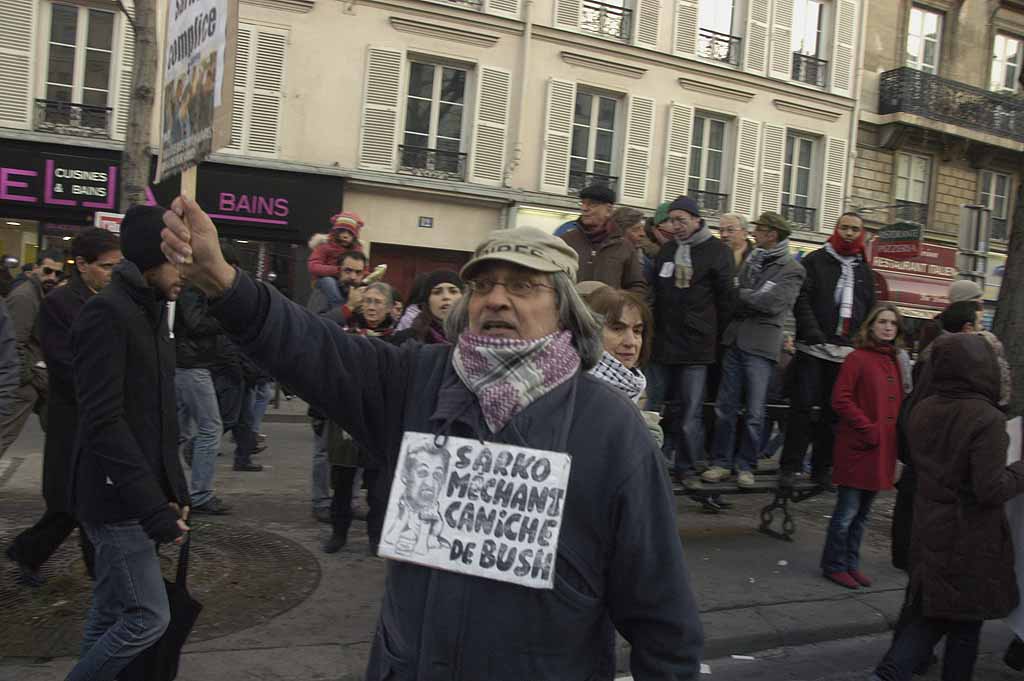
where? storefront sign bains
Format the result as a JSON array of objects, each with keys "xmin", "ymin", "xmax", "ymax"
[{"xmin": 1, "ymin": 156, "xmax": 118, "ymax": 210}]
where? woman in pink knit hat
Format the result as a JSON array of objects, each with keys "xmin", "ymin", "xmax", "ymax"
[{"xmin": 308, "ymin": 211, "xmax": 365, "ymax": 309}]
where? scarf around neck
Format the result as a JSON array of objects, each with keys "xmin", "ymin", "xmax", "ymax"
[
  {"xmin": 824, "ymin": 242, "xmax": 861, "ymax": 336},
  {"xmin": 589, "ymin": 351, "xmax": 647, "ymax": 403},
  {"xmin": 673, "ymin": 226, "xmax": 713, "ymax": 288},
  {"xmin": 453, "ymin": 330, "xmax": 580, "ymax": 433},
  {"xmin": 746, "ymin": 239, "xmax": 790, "ymax": 273}
]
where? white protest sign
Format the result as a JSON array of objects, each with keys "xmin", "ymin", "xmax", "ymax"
[
  {"xmin": 1005, "ymin": 417, "xmax": 1024, "ymax": 638},
  {"xmin": 379, "ymin": 432, "xmax": 572, "ymax": 590},
  {"xmin": 156, "ymin": 0, "xmax": 237, "ymax": 182}
]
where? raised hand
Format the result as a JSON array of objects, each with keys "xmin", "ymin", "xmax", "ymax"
[{"xmin": 161, "ymin": 195, "xmax": 237, "ymax": 296}]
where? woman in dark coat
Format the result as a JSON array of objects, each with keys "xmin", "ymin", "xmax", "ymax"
[
  {"xmin": 873, "ymin": 332, "xmax": 1024, "ymax": 681},
  {"xmin": 821, "ymin": 303, "xmax": 906, "ymax": 590},
  {"xmin": 389, "ymin": 271, "xmax": 463, "ymax": 346}
]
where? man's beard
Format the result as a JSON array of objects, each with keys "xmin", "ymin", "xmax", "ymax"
[{"xmin": 40, "ymin": 280, "xmax": 57, "ymax": 293}]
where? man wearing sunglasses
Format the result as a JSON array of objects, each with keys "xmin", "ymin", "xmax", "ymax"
[{"xmin": 0, "ymin": 250, "xmax": 63, "ymax": 458}]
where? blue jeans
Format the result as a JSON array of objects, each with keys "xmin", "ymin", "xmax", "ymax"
[
  {"xmin": 311, "ymin": 420, "xmax": 331, "ymax": 512},
  {"xmin": 671, "ymin": 365, "xmax": 707, "ymax": 477},
  {"xmin": 643, "ymin": 362, "xmax": 675, "ymax": 465},
  {"xmin": 248, "ymin": 382, "xmax": 273, "ymax": 435},
  {"xmin": 67, "ymin": 521, "xmax": 170, "ymax": 681},
  {"xmin": 175, "ymin": 368, "xmax": 222, "ymax": 508},
  {"xmin": 821, "ymin": 486, "xmax": 877, "ymax": 573},
  {"xmin": 710, "ymin": 348, "xmax": 775, "ymax": 472},
  {"xmin": 316, "ymin": 277, "xmax": 343, "ymax": 309},
  {"xmin": 874, "ymin": 593, "xmax": 983, "ymax": 681}
]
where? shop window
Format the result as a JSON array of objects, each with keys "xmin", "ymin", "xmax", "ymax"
[
  {"xmin": 569, "ymin": 91, "xmax": 619, "ymax": 194},
  {"xmin": 399, "ymin": 62, "xmax": 468, "ymax": 181},
  {"xmin": 906, "ymin": 6, "xmax": 942, "ymax": 75}
]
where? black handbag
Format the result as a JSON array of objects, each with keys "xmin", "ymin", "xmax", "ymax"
[{"xmin": 120, "ymin": 536, "xmax": 203, "ymax": 681}]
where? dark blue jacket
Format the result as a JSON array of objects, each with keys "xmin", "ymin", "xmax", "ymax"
[{"xmin": 211, "ymin": 271, "xmax": 704, "ymax": 681}]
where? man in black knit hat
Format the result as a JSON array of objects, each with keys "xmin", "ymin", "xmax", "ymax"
[{"xmin": 66, "ymin": 204, "xmax": 191, "ymax": 680}]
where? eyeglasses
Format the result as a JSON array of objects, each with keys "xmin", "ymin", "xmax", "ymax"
[
  {"xmin": 41, "ymin": 267, "xmax": 62, "ymax": 276},
  {"xmin": 466, "ymin": 279, "xmax": 555, "ymax": 297}
]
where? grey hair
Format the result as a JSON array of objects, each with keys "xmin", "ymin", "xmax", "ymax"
[
  {"xmin": 443, "ymin": 271, "xmax": 605, "ymax": 371},
  {"xmin": 719, "ymin": 213, "xmax": 750, "ymax": 231},
  {"xmin": 364, "ymin": 282, "xmax": 395, "ymax": 306}
]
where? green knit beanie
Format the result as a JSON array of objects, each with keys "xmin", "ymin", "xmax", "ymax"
[{"xmin": 653, "ymin": 201, "xmax": 672, "ymax": 227}]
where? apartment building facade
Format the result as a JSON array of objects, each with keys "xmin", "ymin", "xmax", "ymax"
[
  {"xmin": 851, "ymin": 0, "xmax": 1024, "ymax": 317},
  {"xmin": 0, "ymin": 0, "xmax": 863, "ymax": 296}
]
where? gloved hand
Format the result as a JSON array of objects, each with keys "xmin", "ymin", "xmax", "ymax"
[{"xmin": 141, "ymin": 506, "xmax": 185, "ymax": 544}]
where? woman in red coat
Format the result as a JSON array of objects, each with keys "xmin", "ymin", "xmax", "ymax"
[{"xmin": 821, "ymin": 303, "xmax": 906, "ymax": 589}]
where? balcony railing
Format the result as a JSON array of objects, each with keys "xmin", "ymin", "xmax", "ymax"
[
  {"xmin": 781, "ymin": 203, "xmax": 817, "ymax": 231},
  {"xmin": 893, "ymin": 200, "xmax": 928, "ymax": 224},
  {"xmin": 697, "ymin": 29, "xmax": 741, "ymax": 67},
  {"xmin": 992, "ymin": 216, "xmax": 1009, "ymax": 241},
  {"xmin": 879, "ymin": 67, "xmax": 1024, "ymax": 143},
  {"xmin": 792, "ymin": 53, "xmax": 829, "ymax": 88},
  {"xmin": 33, "ymin": 99, "xmax": 111, "ymax": 139},
  {"xmin": 569, "ymin": 170, "xmax": 618, "ymax": 195},
  {"xmin": 397, "ymin": 146, "xmax": 467, "ymax": 182},
  {"xmin": 442, "ymin": 0, "xmax": 482, "ymax": 7},
  {"xmin": 580, "ymin": 0, "xmax": 632, "ymax": 40},
  {"xmin": 689, "ymin": 189, "xmax": 729, "ymax": 217}
]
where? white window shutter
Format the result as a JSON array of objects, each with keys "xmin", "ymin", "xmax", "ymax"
[
  {"xmin": 484, "ymin": 0, "xmax": 521, "ymax": 19},
  {"xmin": 621, "ymin": 95, "xmax": 655, "ymax": 205},
  {"xmin": 744, "ymin": 0, "xmax": 770, "ymax": 76},
  {"xmin": 732, "ymin": 118, "xmax": 761, "ymax": 217},
  {"xmin": 0, "ymin": 0, "xmax": 35, "ymax": 129},
  {"xmin": 358, "ymin": 47, "xmax": 404, "ymax": 172},
  {"xmin": 633, "ymin": 0, "xmax": 660, "ymax": 49},
  {"xmin": 768, "ymin": 0, "xmax": 794, "ymax": 81},
  {"xmin": 113, "ymin": 9, "xmax": 135, "ymax": 141},
  {"xmin": 673, "ymin": 0, "xmax": 699, "ymax": 56},
  {"xmin": 226, "ymin": 25, "xmax": 252, "ymax": 151},
  {"xmin": 469, "ymin": 66, "xmax": 511, "ymax": 186},
  {"xmin": 758, "ymin": 123, "xmax": 786, "ymax": 214},
  {"xmin": 821, "ymin": 137, "xmax": 848, "ymax": 231},
  {"xmin": 661, "ymin": 102, "xmax": 693, "ymax": 201},
  {"xmin": 831, "ymin": 0, "xmax": 857, "ymax": 97},
  {"xmin": 554, "ymin": 0, "xmax": 581, "ymax": 31},
  {"xmin": 539, "ymin": 78, "xmax": 576, "ymax": 195},
  {"xmin": 248, "ymin": 29, "xmax": 287, "ymax": 156}
]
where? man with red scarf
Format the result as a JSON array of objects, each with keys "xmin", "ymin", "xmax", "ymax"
[{"xmin": 779, "ymin": 213, "xmax": 876, "ymax": 489}]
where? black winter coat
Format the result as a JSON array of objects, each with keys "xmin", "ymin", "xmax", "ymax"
[
  {"xmin": 39, "ymin": 272, "xmax": 94, "ymax": 512},
  {"xmin": 651, "ymin": 234, "xmax": 735, "ymax": 365},
  {"xmin": 210, "ymin": 271, "xmax": 704, "ymax": 681},
  {"xmin": 174, "ymin": 285, "xmax": 224, "ymax": 369},
  {"xmin": 70, "ymin": 262, "xmax": 189, "ymax": 522},
  {"xmin": 792, "ymin": 248, "xmax": 875, "ymax": 346}
]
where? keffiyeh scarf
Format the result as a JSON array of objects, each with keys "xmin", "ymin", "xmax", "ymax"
[
  {"xmin": 673, "ymin": 226, "xmax": 714, "ymax": 288},
  {"xmin": 453, "ymin": 330, "xmax": 580, "ymax": 433},
  {"xmin": 589, "ymin": 351, "xmax": 647, "ymax": 403},
  {"xmin": 824, "ymin": 242, "xmax": 861, "ymax": 336},
  {"xmin": 745, "ymin": 239, "xmax": 791, "ymax": 274}
]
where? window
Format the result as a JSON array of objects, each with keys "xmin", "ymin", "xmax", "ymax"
[
  {"xmin": 893, "ymin": 152, "xmax": 931, "ymax": 223},
  {"xmin": 570, "ymin": 91, "xmax": 618, "ymax": 193},
  {"xmin": 791, "ymin": 0, "xmax": 829, "ymax": 86},
  {"xmin": 580, "ymin": 0, "xmax": 632, "ymax": 41},
  {"xmin": 782, "ymin": 133, "xmax": 816, "ymax": 229},
  {"xmin": 687, "ymin": 115, "xmax": 729, "ymax": 215},
  {"xmin": 400, "ymin": 62, "xmax": 468, "ymax": 180},
  {"xmin": 991, "ymin": 34, "xmax": 1023, "ymax": 93},
  {"xmin": 980, "ymin": 170, "xmax": 1011, "ymax": 241},
  {"xmin": 906, "ymin": 6, "xmax": 942, "ymax": 74},
  {"xmin": 40, "ymin": 3, "xmax": 115, "ymax": 134},
  {"xmin": 697, "ymin": 0, "xmax": 740, "ymax": 65}
]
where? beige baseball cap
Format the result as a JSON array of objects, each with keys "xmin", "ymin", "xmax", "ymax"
[{"xmin": 461, "ymin": 227, "xmax": 580, "ymax": 281}]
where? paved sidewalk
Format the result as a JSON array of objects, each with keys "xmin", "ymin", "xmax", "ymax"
[{"xmin": 0, "ymin": 420, "xmax": 909, "ymax": 680}]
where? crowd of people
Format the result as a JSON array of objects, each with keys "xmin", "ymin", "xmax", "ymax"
[{"xmin": 0, "ymin": 178, "xmax": 1022, "ymax": 679}]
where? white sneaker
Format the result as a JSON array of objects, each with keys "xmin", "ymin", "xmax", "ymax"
[
  {"xmin": 737, "ymin": 470, "xmax": 756, "ymax": 488},
  {"xmin": 701, "ymin": 466, "xmax": 732, "ymax": 483}
]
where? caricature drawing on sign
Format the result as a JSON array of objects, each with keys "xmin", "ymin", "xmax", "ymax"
[{"xmin": 382, "ymin": 444, "xmax": 452, "ymax": 556}]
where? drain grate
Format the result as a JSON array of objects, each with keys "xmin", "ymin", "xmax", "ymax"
[{"xmin": 0, "ymin": 496, "xmax": 320, "ymax": 658}]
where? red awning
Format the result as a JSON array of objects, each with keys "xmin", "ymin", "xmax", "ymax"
[{"xmin": 874, "ymin": 270, "xmax": 950, "ymax": 312}]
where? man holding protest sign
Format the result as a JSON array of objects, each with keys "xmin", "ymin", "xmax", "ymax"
[{"xmin": 160, "ymin": 196, "xmax": 703, "ymax": 680}]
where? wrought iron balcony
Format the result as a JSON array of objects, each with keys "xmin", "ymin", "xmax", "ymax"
[
  {"xmin": 580, "ymin": 0, "xmax": 632, "ymax": 41},
  {"xmin": 781, "ymin": 203, "xmax": 817, "ymax": 231},
  {"xmin": 397, "ymin": 146, "xmax": 467, "ymax": 181},
  {"xmin": 992, "ymin": 216, "xmax": 1008, "ymax": 242},
  {"xmin": 569, "ymin": 170, "xmax": 618, "ymax": 195},
  {"xmin": 689, "ymin": 189, "xmax": 729, "ymax": 217},
  {"xmin": 697, "ymin": 29, "xmax": 741, "ymax": 66},
  {"xmin": 442, "ymin": 0, "xmax": 482, "ymax": 7},
  {"xmin": 792, "ymin": 53, "xmax": 828, "ymax": 88},
  {"xmin": 893, "ymin": 200, "xmax": 928, "ymax": 224},
  {"xmin": 879, "ymin": 67, "xmax": 1024, "ymax": 143},
  {"xmin": 33, "ymin": 99, "xmax": 111, "ymax": 139}
]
